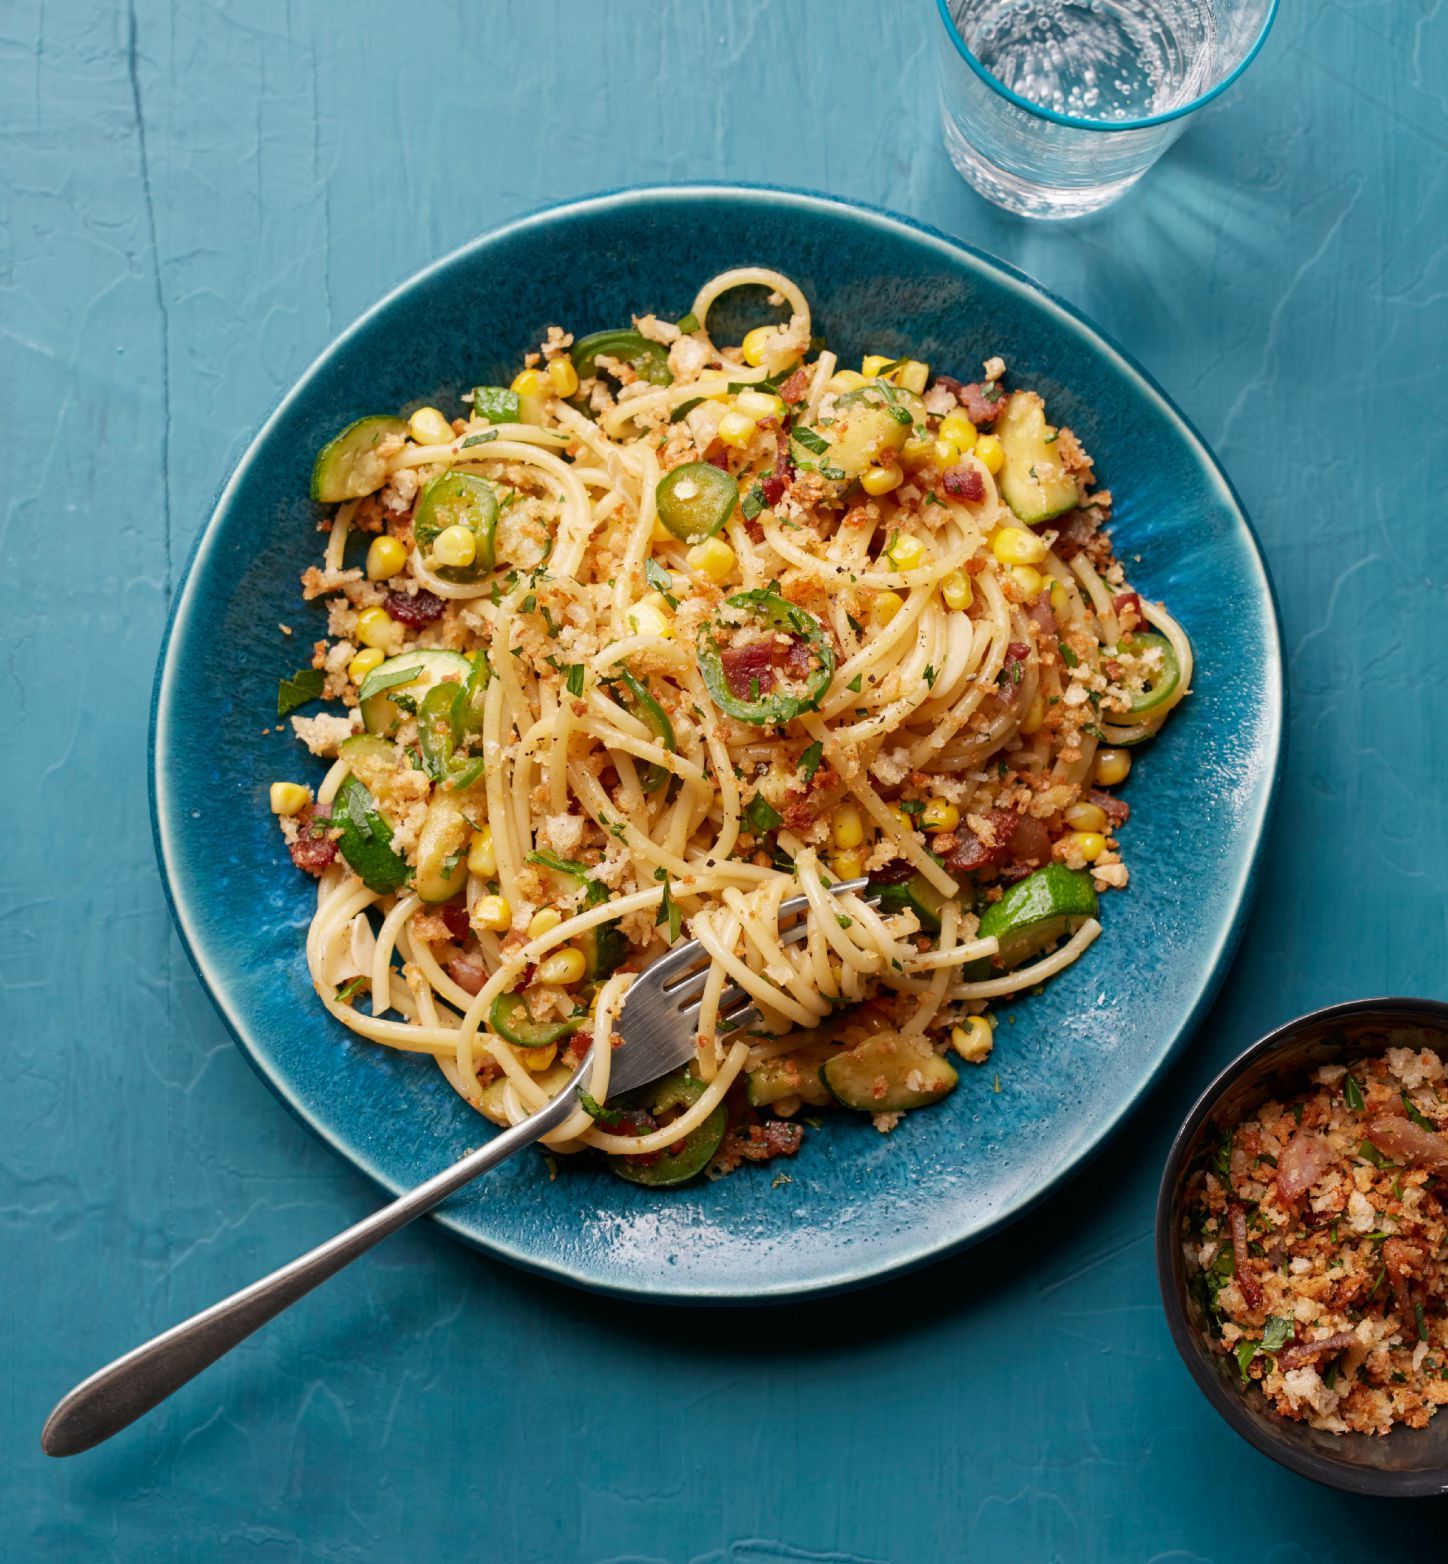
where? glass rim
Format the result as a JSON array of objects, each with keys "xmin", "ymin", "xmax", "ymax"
[{"xmin": 934, "ymin": 0, "xmax": 1280, "ymax": 134}]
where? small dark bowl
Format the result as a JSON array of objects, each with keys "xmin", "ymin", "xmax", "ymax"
[{"xmin": 1156, "ymin": 996, "xmax": 1448, "ymax": 1496}]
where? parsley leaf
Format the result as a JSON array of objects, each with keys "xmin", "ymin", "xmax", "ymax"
[
  {"xmin": 1344, "ymin": 1073, "xmax": 1365, "ymax": 1111},
  {"xmin": 799, "ymin": 740, "xmax": 824, "ymax": 783},
  {"xmin": 791, "ymin": 426, "xmax": 830, "ymax": 456},
  {"xmin": 1402, "ymin": 1092, "xmax": 1434, "ymax": 1131},
  {"xmin": 460, "ymin": 430, "xmax": 498, "ymax": 448},
  {"xmin": 923, "ymin": 664, "xmax": 937, "ymax": 689},
  {"xmin": 654, "ymin": 869, "xmax": 682, "ymax": 944},
  {"xmin": 1261, "ymin": 1315, "xmax": 1294, "ymax": 1353},
  {"xmin": 565, "ymin": 663, "xmax": 585, "ymax": 697},
  {"xmin": 846, "ymin": 673, "xmax": 862, "ymax": 693},
  {"xmin": 744, "ymin": 794, "xmax": 784, "ymax": 835},
  {"xmin": 645, "ymin": 557, "xmax": 678, "ymax": 607},
  {"xmin": 741, "ymin": 482, "xmax": 767, "ymax": 520},
  {"xmin": 1058, "ymin": 642, "xmax": 1079, "ymax": 668},
  {"xmin": 277, "ymin": 667, "xmax": 325, "ymax": 718},
  {"xmin": 334, "ymin": 975, "xmax": 367, "ymax": 1004},
  {"xmin": 670, "ymin": 396, "xmax": 704, "ymax": 424}
]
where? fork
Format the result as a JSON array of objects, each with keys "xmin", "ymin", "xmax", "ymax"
[{"xmin": 40, "ymin": 877, "xmax": 871, "ymax": 1455}]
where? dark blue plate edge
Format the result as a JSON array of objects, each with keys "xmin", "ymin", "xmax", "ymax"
[{"xmin": 148, "ymin": 181, "xmax": 1287, "ymax": 1305}]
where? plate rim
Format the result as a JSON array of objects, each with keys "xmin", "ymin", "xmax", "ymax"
[{"xmin": 150, "ymin": 181, "xmax": 1287, "ymax": 1303}]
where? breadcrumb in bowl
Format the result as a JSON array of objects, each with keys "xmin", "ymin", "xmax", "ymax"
[{"xmin": 1157, "ymin": 997, "xmax": 1448, "ymax": 1497}]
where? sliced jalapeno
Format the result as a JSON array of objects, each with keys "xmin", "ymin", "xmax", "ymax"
[
  {"xmin": 489, "ymin": 992, "xmax": 584, "ymax": 1049},
  {"xmin": 655, "ymin": 461, "xmax": 738, "ymax": 544},
  {"xmin": 608, "ymin": 1068, "xmax": 727, "ymax": 1188},
  {"xmin": 571, "ymin": 329, "xmax": 673, "ymax": 389},
  {"xmin": 1117, "ymin": 631, "xmax": 1180, "ymax": 714},
  {"xmin": 473, "ymin": 385, "xmax": 519, "ymax": 424},
  {"xmin": 417, "ymin": 682, "xmax": 462, "ymax": 780},
  {"xmin": 413, "ymin": 471, "xmax": 498, "ymax": 581},
  {"xmin": 614, "ymin": 666, "xmax": 676, "ymax": 792},
  {"xmin": 697, "ymin": 588, "xmax": 836, "ymax": 726}
]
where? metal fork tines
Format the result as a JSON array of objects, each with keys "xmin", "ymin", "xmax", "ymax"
[{"xmin": 608, "ymin": 877, "xmax": 876, "ymax": 1095}]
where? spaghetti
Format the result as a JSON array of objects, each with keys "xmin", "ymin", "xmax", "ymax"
[{"xmin": 272, "ymin": 268, "xmax": 1191, "ymax": 1183}]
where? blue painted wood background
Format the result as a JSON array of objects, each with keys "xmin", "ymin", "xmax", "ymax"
[{"xmin": 5, "ymin": 2, "xmax": 1445, "ymax": 1558}]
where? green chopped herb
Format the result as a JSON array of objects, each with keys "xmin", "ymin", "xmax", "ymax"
[
  {"xmin": 460, "ymin": 430, "xmax": 498, "ymax": 448},
  {"xmin": 277, "ymin": 667, "xmax": 325, "ymax": 718},
  {"xmin": 1234, "ymin": 1339, "xmax": 1259, "ymax": 1383},
  {"xmin": 1344, "ymin": 1073, "xmax": 1365, "ymax": 1111},
  {"xmin": 670, "ymin": 396, "xmax": 705, "ymax": 424},
  {"xmin": 744, "ymin": 793, "xmax": 784, "ymax": 835},
  {"xmin": 923, "ymin": 664, "xmax": 938, "ymax": 689},
  {"xmin": 1261, "ymin": 1316, "xmax": 1294, "ymax": 1353},
  {"xmin": 836, "ymin": 915, "xmax": 853, "ymax": 930},
  {"xmin": 819, "ymin": 464, "xmax": 846, "ymax": 481},
  {"xmin": 655, "ymin": 875, "xmax": 682, "ymax": 945},
  {"xmin": 1358, "ymin": 1138, "xmax": 1395, "ymax": 1169},
  {"xmin": 845, "ymin": 612, "xmax": 864, "ymax": 636},
  {"xmin": 847, "ymin": 673, "xmax": 862, "ymax": 693},
  {"xmin": 334, "ymin": 975, "xmax": 367, "ymax": 1004},
  {"xmin": 565, "ymin": 663, "xmax": 585, "ymax": 697},
  {"xmin": 792, "ymin": 426, "xmax": 830, "ymax": 456},
  {"xmin": 1401, "ymin": 1092, "xmax": 1434, "ymax": 1131},
  {"xmin": 799, "ymin": 740, "xmax": 824, "ymax": 783},
  {"xmin": 645, "ymin": 557, "xmax": 678, "ymax": 607},
  {"xmin": 1058, "ymin": 642, "xmax": 1079, "ymax": 668},
  {"xmin": 675, "ymin": 311, "xmax": 700, "ymax": 334}
]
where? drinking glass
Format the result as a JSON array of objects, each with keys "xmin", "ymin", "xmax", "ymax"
[{"xmin": 935, "ymin": 0, "xmax": 1278, "ymax": 219}]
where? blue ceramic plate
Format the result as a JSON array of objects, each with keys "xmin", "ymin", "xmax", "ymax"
[{"xmin": 152, "ymin": 185, "xmax": 1283, "ymax": 1302}]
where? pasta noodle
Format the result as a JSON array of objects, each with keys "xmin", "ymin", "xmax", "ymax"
[{"xmin": 273, "ymin": 270, "xmax": 1189, "ymax": 1182}]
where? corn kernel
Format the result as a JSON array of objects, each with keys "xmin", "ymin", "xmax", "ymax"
[
  {"xmin": 431, "ymin": 523, "xmax": 477, "ymax": 569},
  {"xmin": 884, "ymin": 534, "xmax": 928, "ymax": 571},
  {"xmin": 627, "ymin": 599, "xmax": 673, "ymax": 639},
  {"xmin": 939, "ymin": 411, "xmax": 978, "ymax": 450},
  {"xmin": 510, "ymin": 368, "xmax": 546, "ymax": 397},
  {"xmin": 991, "ymin": 526, "xmax": 1048, "ymax": 567},
  {"xmin": 717, "ymin": 410, "xmax": 758, "ymax": 449},
  {"xmin": 829, "ymin": 849, "xmax": 866, "ymax": 881},
  {"xmin": 941, "ymin": 570, "xmax": 973, "ymax": 612},
  {"xmin": 518, "ymin": 1042, "xmax": 557, "ymax": 1072},
  {"xmin": 832, "ymin": 804, "xmax": 866, "ymax": 850},
  {"xmin": 1008, "ymin": 564, "xmax": 1044, "ymax": 598},
  {"xmin": 537, "ymin": 947, "xmax": 586, "ymax": 986},
  {"xmin": 931, "ymin": 438, "xmax": 960, "ymax": 469},
  {"xmin": 741, "ymin": 326, "xmax": 776, "ymax": 367},
  {"xmin": 546, "ymin": 357, "xmax": 579, "ymax": 397},
  {"xmin": 976, "ymin": 433, "xmax": 1004, "ymax": 474},
  {"xmin": 921, "ymin": 798, "xmax": 959, "ymax": 833},
  {"xmin": 827, "ymin": 370, "xmax": 867, "ymax": 393},
  {"xmin": 861, "ymin": 354, "xmax": 892, "ymax": 378},
  {"xmin": 686, "ymin": 536, "xmax": 737, "ymax": 582},
  {"xmin": 1065, "ymin": 830, "xmax": 1107, "ymax": 863},
  {"xmin": 860, "ymin": 464, "xmax": 903, "ymax": 497},
  {"xmin": 355, "ymin": 605, "xmax": 398, "ymax": 651},
  {"xmin": 467, "ymin": 825, "xmax": 497, "ymax": 878},
  {"xmin": 1064, "ymin": 801, "xmax": 1109, "ymax": 832},
  {"xmin": 894, "ymin": 359, "xmax": 929, "ymax": 394},
  {"xmin": 951, "ymin": 1017, "xmax": 994, "ymax": 1063},
  {"xmin": 475, "ymin": 894, "xmax": 511, "ymax": 932},
  {"xmin": 871, "ymin": 590, "xmax": 905, "ymax": 627},
  {"xmin": 1019, "ymin": 692, "xmax": 1046, "ymax": 736},
  {"xmin": 408, "ymin": 405, "xmax": 454, "ymax": 445},
  {"xmin": 269, "ymin": 781, "xmax": 310, "ymax": 816},
  {"xmin": 891, "ymin": 806, "xmax": 916, "ymax": 834},
  {"xmin": 348, "ymin": 646, "xmax": 385, "ymax": 685},
  {"xmin": 651, "ymin": 514, "xmax": 674, "ymax": 544},
  {"xmin": 1093, "ymin": 748, "xmax": 1132, "ymax": 787},
  {"xmin": 735, "ymin": 389, "xmax": 785, "ymax": 419},
  {"xmin": 527, "ymin": 908, "xmax": 564, "ymax": 940},
  {"xmin": 365, "ymin": 534, "xmax": 408, "ymax": 582},
  {"xmin": 901, "ymin": 436, "xmax": 935, "ymax": 467}
]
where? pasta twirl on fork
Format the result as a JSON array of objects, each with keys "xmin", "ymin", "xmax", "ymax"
[{"xmin": 271, "ymin": 268, "xmax": 1191, "ymax": 1185}]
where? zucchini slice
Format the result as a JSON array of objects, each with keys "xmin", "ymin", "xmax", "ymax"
[
  {"xmin": 975, "ymin": 864, "xmax": 1097, "ymax": 971},
  {"xmin": 792, "ymin": 383, "xmax": 919, "ymax": 482},
  {"xmin": 871, "ymin": 870, "xmax": 949, "ymax": 936},
  {"xmin": 820, "ymin": 1031, "xmax": 958, "ymax": 1113},
  {"xmin": 311, "ymin": 416, "xmax": 408, "ymax": 504},
  {"xmin": 358, "ymin": 650, "xmax": 472, "ymax": 736},
  {"xmin": 330, "ymin": 775, "xmax": 410, "ymax": 894},
  {"xmin": 1116, "ymin": 632, "xmax": 1180, "ymax": 715},
  {"xmin": 609, "ymin": 1068, "xmax": 726, "ymax": 1188},
  {"xmin": 996, "ymin": 392, "xmax": 1081, "ymax": 525},
  {"xmin": 489, "ymin": 993, "xmax": 584, "ymax": 1049},
  {"xmin": 413, "ymin": 471, "xmax": 499, "ymax": 581},
  {"xmin": 746, "ymin": 1043, "xmax": 834, "ymax": 1109},
  {"xmin": 479, "ymin": 1059, "xmax": 576, "ymax": 1127},
  {"xmin": 412, "ymin": 787, "xmax": 475, "ymax": 903},
  {"xmin": 524, "ymin": 849, "xmax": 626, "ymax": 980}
]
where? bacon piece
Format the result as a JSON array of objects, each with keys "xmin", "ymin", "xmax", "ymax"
[
  {"xmin": 1382, "ymin": 1238, "xmax": 1426, "ymax": 1334},
  {"xmin": 1051, "ymin": 507, "xmax": 1103, "ymax": 562},
  {"xmin": 1366, "ymin": 1113, "xmax": 1448, "ymax": 1172},
  {"xmin": 1229, "ymin": 1202, "xmax": 1263, "ymax": 1311},
  {"xmin": 1276, "ymin": 1331, "xmax": 1357, "ymax": 1372},
  {"xmin": 777, "ymin": 366, "xmax": 809, "ymax": 405},
  {"xmin": 935, "ymin": 376, "xmax": 1004, "ymax": 426},
  {"xmin": 941, "ymin": 809, "xmax": 1048, "ymax": 876},
  {"xmin": 998, "ymin": 641, "xmax": 1030, "ymax": 704},
  {"xmin": 440, "ymin": 900, "xmax": 472, "ymax": 941},
  {"xmin": 287, "ymin": 807, "xmax": 338, "ymax": 877},
  {"xmin": 446, "ymin": 951, "xmax": 487, "ymax": 995},
  {"xmin": 867, "ymin": 857, "xmax": 916, "ymax": 886},
  {"xmin": 760, "ymin": 472, "xmax": 787, "ymax": 507},
  {"xmin": 732, "ymin": 1118, "xmax": 804, "ymax": 1163},
  {"xmin": 1086, "ymin": 788, "xmax": 1129, "ymax": 827},
  {"xmin": 1276, "ymin": 1129, "xmax": 1331, "ymax": 1203},
  {"xmin": 942, "ymin": 464, "xmax": 985, "ymax": 503},
  {"xmin": 1028, "ymin": 596, "xmax": 1057, "ymax": 637},
  {"xmin": 383, "ymin": 587, "xmax": 446, "ymax": 627},
  {"xmin": 1113, "ymin": 591, "xmax": 1142, "ymax": 620},
  {"xmin": 718, "ymin": 634, "xmax": 813, "ymax": 699}
]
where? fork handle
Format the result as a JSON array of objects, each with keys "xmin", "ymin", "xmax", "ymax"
[{"xmin": 41, "ymin": 1064, "xmax": 588, "ymax": 1457}]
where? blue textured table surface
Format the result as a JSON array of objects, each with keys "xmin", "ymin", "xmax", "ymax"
[{"xmin": 5, "ymin": 2, "xmax": 1445, "ymax": 1558}]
